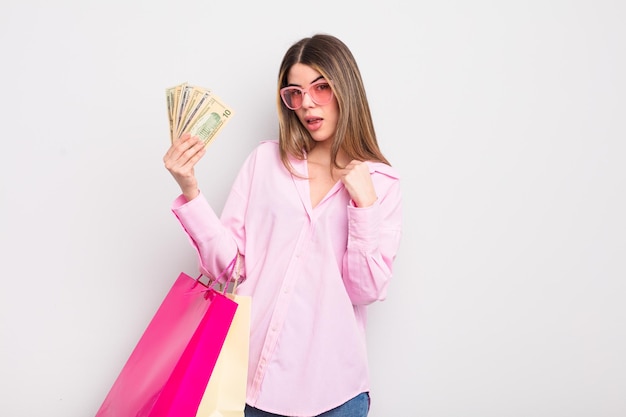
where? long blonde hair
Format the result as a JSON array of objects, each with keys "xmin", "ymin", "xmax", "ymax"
[{"xmin": 276, "ymin": 34, "xmax": 390, "ymax": 174}]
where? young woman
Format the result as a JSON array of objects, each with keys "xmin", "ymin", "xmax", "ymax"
[{"xmin": 163, "ymin": 33, "xmax": 402, "ymax": 417}]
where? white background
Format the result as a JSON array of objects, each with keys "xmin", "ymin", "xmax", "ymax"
[{"xmin": 1, "ymin": 1, "xmax": 625, "ymax": 416}]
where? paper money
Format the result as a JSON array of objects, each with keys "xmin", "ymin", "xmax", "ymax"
[{"xmin": 166, "ymin": 82, "xmax": 235, "ymax": 147}]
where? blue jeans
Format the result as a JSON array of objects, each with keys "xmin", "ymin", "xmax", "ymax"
[{"xmin": 244, "ymin": 392, "xmax": 370, "ymax": 417}]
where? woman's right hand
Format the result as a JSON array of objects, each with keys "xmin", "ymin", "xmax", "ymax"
[{"xmin": 163, "ymin": 132, "xmax": 206, "ymax": 201}]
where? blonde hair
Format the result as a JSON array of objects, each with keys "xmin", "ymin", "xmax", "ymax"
[{"xmin": 276, "ymin": 34, "xmax": 390, "ymax": 174}]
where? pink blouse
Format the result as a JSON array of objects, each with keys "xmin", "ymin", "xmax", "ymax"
[{"xmin": 172, "ymin": 140, "xmax": 402, "ymax": 416}]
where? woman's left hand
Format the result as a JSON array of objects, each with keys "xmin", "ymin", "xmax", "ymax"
[{"xmin": 339, "ymin": 160, "xmax": 377, "ymax": 207}]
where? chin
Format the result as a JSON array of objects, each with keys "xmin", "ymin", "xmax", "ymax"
[{"xmin": 310, "ymin": 133, "xmax": 333, "ymax": 143}]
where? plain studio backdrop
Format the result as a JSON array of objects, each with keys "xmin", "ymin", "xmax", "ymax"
[{"xmin": 1, "ymin": 1, "xmax": 624, "ymax": 416}]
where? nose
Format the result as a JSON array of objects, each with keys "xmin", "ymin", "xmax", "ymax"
[{"xmin": 301, "ymin": 91, "xmax": 315, "ymax": 108}]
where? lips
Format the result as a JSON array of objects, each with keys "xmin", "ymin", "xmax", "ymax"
[{"xmin": 305, "ymin": 116, "xmax": 323, "ymax": 131}]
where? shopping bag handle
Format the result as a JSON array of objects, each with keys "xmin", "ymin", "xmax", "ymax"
[
  {"xmin": 193, "ymin": 252, "xmax": 241, "ymax": 295},
  {"xmin": 231, "ymin": 252, "xmax": 243, "ymax": 293}
]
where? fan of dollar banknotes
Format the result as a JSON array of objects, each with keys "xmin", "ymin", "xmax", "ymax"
[{"xmin": 165, "ymin": 82, "xmax": 235, "ymax": 146}]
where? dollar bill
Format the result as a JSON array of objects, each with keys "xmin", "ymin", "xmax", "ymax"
[{"xmin": 165, "ymin": 82, "xmax": 234, "ymax": 147}]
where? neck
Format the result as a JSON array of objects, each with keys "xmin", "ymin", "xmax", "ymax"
[{"xmin": 308, "ymin": 142, "xmax": 349, "ymax": 168}]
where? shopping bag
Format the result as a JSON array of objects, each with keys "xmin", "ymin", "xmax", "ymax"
[
  {"xmin": 197, "ymin": 292, "xmax": 251, "ymax": 417},
  {"xmin": 95, "ymin": 257, "xmax": 239, "ymax": 417}
]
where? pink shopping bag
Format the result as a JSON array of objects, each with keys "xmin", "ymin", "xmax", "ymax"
[{"xmin": 95, "ymin": 259, "xmax": 239, "ymax": 417}]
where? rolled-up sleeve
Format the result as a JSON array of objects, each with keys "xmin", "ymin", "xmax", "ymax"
[
  {"xmin": 342, "ymin": 172, "xmax": 402, "ymax": 305},
  {"xmin": 171, "ymin": 193, "xmax": 239, "ymax": 281}
]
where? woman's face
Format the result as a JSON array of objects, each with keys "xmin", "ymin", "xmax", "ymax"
[{"xmin": 285, "ymin": 63, "xmax": 339, "ymax": 145}]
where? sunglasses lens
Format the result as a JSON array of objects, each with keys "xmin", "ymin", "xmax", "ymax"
[
  {"xmin": 281, "ymin": 88, "xmax": 302, "ymax": 110},
  {"xmin": 310, "ymin": 82, "xmax": 332, "ymax": 105}
]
